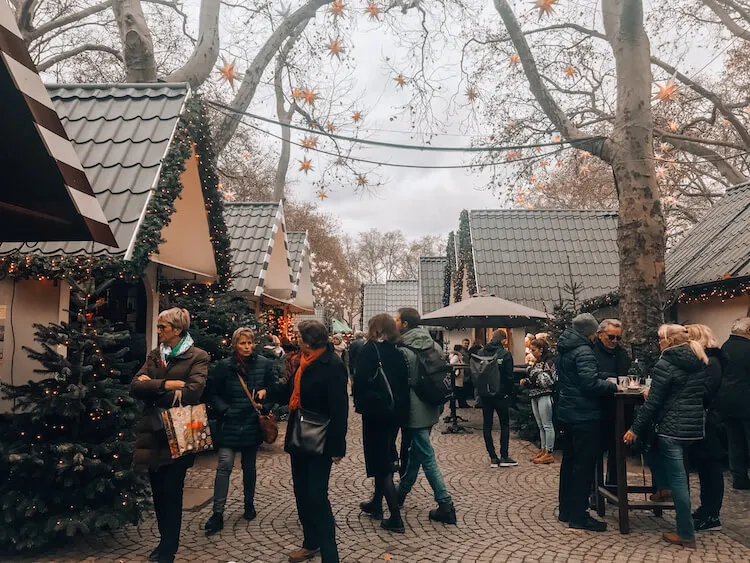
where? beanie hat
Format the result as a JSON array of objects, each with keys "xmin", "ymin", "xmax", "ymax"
[{"xmin": 572, "ymin": 313, "xmax": 599, "ymax": 337}]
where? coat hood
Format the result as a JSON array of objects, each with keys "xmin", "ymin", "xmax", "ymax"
[
  {"xmin": 481, "ymin": 340, "xmax": 507, "ymax": 357},
  {"xmin": 661, "ymin": 343, "xmax": 706, "ymax": 372},
  {"xmin": 557, "ymin": 328, "xmax": 593, "ymax": 354},
  {"xmin": 400, "ymin": 327, "xmax": 438, "ymax": 351}
]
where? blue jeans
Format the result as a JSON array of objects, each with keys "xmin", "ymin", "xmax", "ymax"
[
  {"xmin": 212, "ymin": 446, "xmax": 257, "ymax": 513},
  {"xmin": 650, "ymin": 437, "xmax": 695, "ymax": 539},
  {"xmin": 531, "ymin": 395, "xmax": 555, "ymax": 451},
  {"xmin": 397, "ymin": 427, "xmax": 452, "ymax": 505}
]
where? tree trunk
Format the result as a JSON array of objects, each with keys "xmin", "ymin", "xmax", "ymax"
[
  {"xmin": 604, "ymin": 0, "xmax": 665, "ymax": 365},
  {"xmin": 113, "ymin": 0, "xmax": 156, "ymax": 82},
  {"xmin": 164, "ymin": 0, "xmax": 221, "ymax": 88}
]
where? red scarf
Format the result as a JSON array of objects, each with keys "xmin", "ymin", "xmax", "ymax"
[{"xmin": 289, "ymin": 348, "xmax": 326, "ymax": 411}]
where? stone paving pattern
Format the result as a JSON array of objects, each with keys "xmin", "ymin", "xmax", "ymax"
[{"xmin": 10, "ymin": 407, "xmax": 750, "ymax": 563}]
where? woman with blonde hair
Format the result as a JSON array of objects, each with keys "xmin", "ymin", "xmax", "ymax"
[
  {"xmin": 130, "ymin": 308, "xmax": 208, "ymax": 563},
  {"xmin": 685, "ymin": 324, "xmax": 729, "ymax": 532},
  {"xmin": 203, "ymin": 327, "xmax": 281, "ymax": 536},
  {"xmin": 624, "ymin": 324, "xmax": 708, "ymax": 548}
]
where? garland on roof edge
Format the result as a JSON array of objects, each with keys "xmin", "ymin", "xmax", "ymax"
[
  {"xmin": 0, "ymin": 95, "xmax": 232, "ymax": 289},
  {"xmin": 444, "ymin": 232, "xmax": 455, "ymax": 307},
  {"xmin": 458, "ymin": 209, "xmax": 477, "ymax": 297}
]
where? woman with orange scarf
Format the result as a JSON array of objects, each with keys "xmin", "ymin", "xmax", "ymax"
[{"xmin": 285, "ymin": 320, "xmax": 349, "ymax": 563}]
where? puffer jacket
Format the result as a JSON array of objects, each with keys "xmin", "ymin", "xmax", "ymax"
[
  {"xmin": 716, "ymin": 335, "xmax": 750, "ymax": 419},
  {"xmin": 556, "ymin": 328, "xmax": 617, "ymax": 425},
  {"xmin": 631, "ymin": 343, "xmax": 706, "ymax": 440},
  {"xmin": 399, "ymin": 327, "xmax": 444, "ymax": 429},
  {"xmin": 206, "ymin": 354, "xmax": 282, "ymax": 449},
  {"xmin": 593, "ymin": 339, "xmax": 632, "ymax": 378}
]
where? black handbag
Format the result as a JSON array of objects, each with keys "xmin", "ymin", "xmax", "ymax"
[{"xmin": 288, "ymin": 407, "xmax": 330, "ymax": 456}]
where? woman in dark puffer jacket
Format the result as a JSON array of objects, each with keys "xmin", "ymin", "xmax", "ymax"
[
  {"xmin": 624, "ymin": 324, "xmax": 708, "ymax": 549},
  {"xmin": 203, "ymin": 327, "xmax": 281, "ymax": 535}
]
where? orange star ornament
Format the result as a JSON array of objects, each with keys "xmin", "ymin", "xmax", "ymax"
[
  {"xmin": 299, "ymin": 158, "xmax": 313, "ymax": 174},
  {"xmin": 330, "ymin": 0, "xmax": 345, "ymax": 18},
  {"xmin": 668, "ymin": 120, "xmax": 679, "ymax": 132},
  {"xmin": 466, "ymin": 86, "xmax": 479, "ymax": 102},
  {"xmin": 327, "ymin": 38, "xmax": 345, "ymax": 59},
  {"xmin": 654, "ymin": 79, "xmax": 678, "ymax": 103},
  {"xmin": 510, "ymin": 53, "xmax": 521, "ymax": 65},
  {"xmin": 352, "ymin": 111, "xmax": 362, "ymax": 123},
  {"xmin": 317, "ymin": 190, "xmax": 328, "ymax": 200},
  {"xmin": 394, "ymin": 74, "xmax": 407, "ymax": 88},
  {"xmin": 217, "ymin": 57, "xmax": 239, "ymax": 88},
  {"xmin": 302, "ymin": 88, "xmax": 318, "ymax": 105},
  {"xmin": 327, "ymin": 122, "xmax": 337, "ymax": 133},
  {"xmin": 366, "ymin": 2, "xmax": 380, "ymax": 20},
  {"xmin": 535, "ymin": 0, "xmax": 557, "ymax": 20},
  {"xmin": 564, "ymin": 65, "xmax": 576, "ymax": 78},
  {"xmin": 356, "ymin": 174, "xmax": 368, "ymax": 186},
  {"xmin": 301, "ymin": 136, "xmax": 319, "ymax": 150}
]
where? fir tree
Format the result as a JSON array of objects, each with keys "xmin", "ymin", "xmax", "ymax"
[{"xmin": 0, "ymin": 278, "xmax": 149, "ymax": 553}]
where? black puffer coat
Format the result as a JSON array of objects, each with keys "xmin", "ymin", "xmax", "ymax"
[
  {"xmin": 631, "ymin": 343, "xmax": 706, "ymax": 440},
  {"xmin": 716, "ymin": 335, "xmax": 750, "ymax": 419},
  {"xmin": 206, "ymin": 354, "xmax": 282, "ymax": 449},
  {"xmin": 556, "ymin": 328, "xmax": 617, "ymax": 425},
  {"xmin": 593, "ymin": 339, "xmax": 631, "ymax": 378}
]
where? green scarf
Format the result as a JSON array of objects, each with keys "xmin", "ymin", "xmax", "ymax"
[{"xmin": 159, "ymin": 333, "xmax": 194, "ymax": 367}]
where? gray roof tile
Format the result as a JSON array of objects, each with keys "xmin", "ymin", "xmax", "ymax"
[
  {"xmin": 667, "ymin": 183, "xmax": 750, "ymax": 289},
  {"xmin": 287, "ymin": 232, "xmax": 308, "ymax": 276},
  {"xmin": 386, "ymin": 280, "xmax": 419, "ymax": 315},
  {"xmin": 363, "ymin": 284, "xmax": 386, "ymax": 324},
  {"xmin": 469, "ymin": 209, "xmax": 619, "ymax": 310},
  {"xmin": 0, "ymin": 83, "xmax": 189, "ymax": 258},
  {"xmin": 419, "ymin": 257, "xmax": 447, "ymax": 314},
  {"xmin": 224, "ymin": 203, "xmax": 281, "ymax": 293}
]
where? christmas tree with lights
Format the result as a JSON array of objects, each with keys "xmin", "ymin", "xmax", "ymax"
[{"xmin": 0, "ymin": 278, "xmax": 149, "ymax": 553}]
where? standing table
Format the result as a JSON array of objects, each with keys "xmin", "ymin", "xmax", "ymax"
[
  {"xmin": 593, "ymin": 390, "xmax": 674, "ymax": 534},
  {"xmin": 442, "ymin": 364, "xmax": 471, "ymax": 434}
]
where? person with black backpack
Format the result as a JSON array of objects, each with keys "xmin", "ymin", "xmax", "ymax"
[
  {"xmin": 475, "ymin": 329, "xmax": 518, "ymax": 468},
  {"xmin": 395, "ymin": 307, "xmax": 457, "ymax": 525},
  {"xmin": 353, "ymin": 314, "xmax": 410, "ymax": 533}
]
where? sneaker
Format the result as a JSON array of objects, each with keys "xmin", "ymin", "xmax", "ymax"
[
  {"xmin": 694, "ymin": 515, "xmax": 722, "ymax": 532},
  {"xmin": 499, "ymin": 456, "xmax": 518, "ymax": 467},
  {"xmin": 662, "ymin": 532, "xmax": 696, "ymax": 548},
  {"xmin": 204, "ymin": 512, "xmax": 224, "ymax": 536},
  {"xmin": 490, "ymin": 458, "xmax": 501, "ymax": 468},
  {"xmin": 569, "ymin": 514, "xmax": 607, "ymax": 532},
  {"xmin": 429, "ymin": 502, "xmax": 457, "ymax": 525},
  {"xmin": 243, "ymin": 507, "xmax": 257, "ymax": 521}
]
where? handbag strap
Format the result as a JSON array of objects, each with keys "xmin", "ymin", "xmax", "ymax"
[{"xmin": 237, "ymin": 374, "xmax": 263, "ymax": 412}]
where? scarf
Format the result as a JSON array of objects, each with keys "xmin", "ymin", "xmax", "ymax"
[
  {"xmin": 159, "ymin": 333, "xmax": 194, "ymax": 368},
  {"xmin": 289, "ymin": 347, "xmax": 326, "ymax": 411}
]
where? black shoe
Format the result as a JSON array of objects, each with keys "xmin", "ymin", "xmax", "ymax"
[
  {"xmin": 204, "ymin": 512, "xmax": 224, "ymax": 536},
  {"xmin": 692, "ymin": 507, "xmax": 704, "ymax": 521},
  {"xmin": 558, "ymin": 509, "xmax": 569, "ymax": 523},
  {"xmin": 244, "ymin": 507, "xmax": 257, "ymax": 521},
  {"xmin": 694, "ymin": 515, "xmax": 722, "ymax": 532},
  {"xmin": 360, "ymin": 499, "xmax": 384, "ymax": 519},
  {"xmin": 732, "ymin": 479, "xmax": 750, "ymax": 490},
  {"xmin": 380, "ymin": 515, "xmax": 405, "ymax": 533},
  {"xmin": 148, "ymin": 547, "xmax": 162, "ymax": 562},
  {"xmin": 569, "ymin": 515, "xmax": 607, "ymax": 532},
  {"xmin": 498, "ymin": 456, "xmax": 518, "ymax": 467},
  {"xmin": 429, "ymin": 502, "xmax": 457, "ymax": 525}
]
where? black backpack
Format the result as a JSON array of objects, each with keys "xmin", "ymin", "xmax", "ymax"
[
  {"xmin": 355, "ymin": 343, "xmax": 395, "ymax": 417},
  {"xmin": 403, "ymin": 344, "xmax": 452, "ymax": 405},
  {"xmin": 471, "ymin": 352, "xmax": 502, "ymax": 398}
]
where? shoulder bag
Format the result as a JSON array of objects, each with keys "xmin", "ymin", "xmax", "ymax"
[
  {"xmin": 288, "ymin": 407, "xmax": 330, "ymax": 456},
  {"xmin": 237, "ymin": 375, "xmax": 279, "ymax": 444}
]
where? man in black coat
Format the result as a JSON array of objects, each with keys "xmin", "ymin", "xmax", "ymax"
[
  {"xmin": 592, "ymin": 319, "xmax": 632, "ymax": 486},
  {"xmin": 557, "ymin": 313, "xmax": 618, "ymax": 532},
  {"xmin": 716, "ymin": 317, "xmax": 750, "ymax": 489}
]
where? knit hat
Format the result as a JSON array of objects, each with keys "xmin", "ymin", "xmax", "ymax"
[{"xmin": 572, "ymin": 313, "xmax": 599, "ymax": 337}]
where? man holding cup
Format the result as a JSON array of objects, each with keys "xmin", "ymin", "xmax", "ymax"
[{"xmin": 593, "ymin": 319, "xmax": 632, "ymax": 487}]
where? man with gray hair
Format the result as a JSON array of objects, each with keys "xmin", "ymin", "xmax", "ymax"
[
  {"xmin": 717, "ymin": 317, "xmax": 750, "ymax": 489},
  {"xmin": 592, "ymin": 318, "xmax": 632, "ymax": 486},
  {"xmin": 557, "ymin": 313, "xmax": 618, "ymax": 532}
]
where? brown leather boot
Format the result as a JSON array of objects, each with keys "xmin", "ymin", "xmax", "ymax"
[
  {"xmin": 662, "ymin": 532, "xmax": 696, "ymax": 548},
  {"xmin": 534, "ymin": 451, "xmax": 555, "ymax": 464},
  {"xmin": 530, "ymin": 449, "xmax": 545, "ymax": 461},
  {"xmin": 288, "ymin": 547, "xmax": 320, "ymax": 562},
  {"xmin": 650, "ymin": 489, "xmax": 672, "ymax": 502}
]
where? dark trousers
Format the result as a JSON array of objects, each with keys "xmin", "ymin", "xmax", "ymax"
[
  {"xmin": 482, "ymin": 395, "xmax": 510, "ymax": 459},
  {"xmin": 559, "ymin": 421, "xmax": 601, "ymax": 523},
  {"xmin": 212, "ymin": 446, "xmax": 258, "ymax": 513},
  {"xmin": 725, "ymin": 417, "xmax": 750, "ymax": 483},
  {"xmin": 371, "ymin": 472, "xmax": 402, "ymax": 520},
  {"xmin": 149, "ymin": 456, "xmax": 191, "ymax": 558},
  {"xmin": 290, "ymin": 454, "xmax": 338, "ymax": 563},
  {"xmin": 399, "ymin": 427, "xmax": 412, "ymax": 478},
  {"xmin": 695, "ymin": 456, "xmax": 724, "ymax": 519}
]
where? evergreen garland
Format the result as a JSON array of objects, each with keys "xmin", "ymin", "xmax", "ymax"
[
  {"xmin": 359, "ymin": 284, "xmax": 365, "ymax": 330},
  {"xmin": 458, "ymin": 210, "xmax": 477, "ymax": 297},
  {"xmin": 0, "ymin": 96, "xmax": 231, "ymax": 288},
  {"xmin": 444, "ymin": 232, "xmax": 455, "ymax": 307}
]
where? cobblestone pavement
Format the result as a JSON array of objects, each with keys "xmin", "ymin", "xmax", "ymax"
[{"xmin": 11, "ymin": 407, "xmax": 750, "ymax": 563}]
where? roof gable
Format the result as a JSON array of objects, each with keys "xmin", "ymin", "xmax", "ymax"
[
  {"xmin": 386, "ymin": 279, "xmax": 419, "ymax": 315},
  {"xmin": 667, "ymin": 183, "xmax": 750, "ymax": 289},
  {"xmin": 469, "ymin": 209, "xmax": 619, "ymax": 310},
  {"xmin": 363, "ymin": 283, "xmax": 386, "ymax": 323},
  {"xmin": 419, "ymin": 256, "xmax": 447, "ymax": 314}
]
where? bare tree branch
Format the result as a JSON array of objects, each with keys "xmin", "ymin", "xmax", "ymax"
[
  {"xmin": 656, "ymin": 129, "xmax": 747, "ymax": 184},
  {"xmin": 702, "ymin": 0, "xmax": 750, "ymax": 39},
  {"xmin": 27, "ymin": 0, "xmax": 114, "ymax": 41},
  {"xmin": 37, "ymin": 43, "xmax": 123, "ymax": 71},
  {"xmin": 112, "ymin": 0, "xmax": 157, "ymax": 82},
  {"xmin": 163, "ymin": 0, "xmax": 220, "ymax": 87}
]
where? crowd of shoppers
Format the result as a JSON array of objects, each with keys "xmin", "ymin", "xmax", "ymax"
[{"xmin": 130, "ymin": 302, "xmax": 750, "ymax": 560}]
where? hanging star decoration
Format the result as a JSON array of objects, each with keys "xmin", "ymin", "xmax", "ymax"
[
  {"xmin": 217, "ymin": 57, "xmax": 240, "ymax": 88},
  {"xmin": 366, "ymin": 1, "xmax": 380, "ymax": 20},
  {"xmin": 535, "ymin": 0, "xmax": 557, "ymax": 20},
  {"xmin": 330, "ymin": 0, "xmax": 345, "ymax": 18},
  {"xmin": 327, "ymin": 38, "xmax": 345, "ymax": 59},
  {"xmin": 352, "ymin": 111, "xmax": 362, "ymax": 123},
  {"xmin": 556, "ymin": 159, "xmax": 564, "ymax": 167},
  {"xmin": 564, "ymin": 65, "xmax": 576, "ymax": 78},
  {"xmin": 579, "ymin": 164, "xmax": 591, "ymax": 175},
  {"xmin": 327, "ymin": 122, "xmax": 337, "ymax": 133},
  {"xmin": 510, "ymin": 53, "xmax": 521, "ymax": 65},
  {"xmin": 654, "ymin": 79, "xmax": 678, "ymax": 103},
  {"xmin": 302, "ymin": 88, "xmax": 318, "ymax": 105},
  {"xmin": 292, "ymin": 88, "xmax": 303, "ymax": 100},
  {"xmin": 529, "ymin": 175, "xmax": 537, "ymax": 182},
  {"xmin": 394, "ymin": 73, "xmax": 407, "ymax": 88},
  {"xmin": 356, "ymin": 174, "xmax": 368, "ymax": 186},
  {"xmin": 540, "ymin": 160, "xmax": 550, "ymax": 167},
  {"xmin": 656, "ymin": 167, "xmax": 667, "ymax": 178},
  {"xmin": 466, "ymin": 86, "xmax": 479, "ymax": 103},
  {"xmin": 301, "ymin": 136, "xmax": 319, "ymax": 150},
  {"xmin": 659, "ymin": 142, "xmax": 671, "ymax": 153},
  {"xmin": 668, "ymin": 120, "xmax": 679, "ymax": 132},
  {"xmin": 317, "ymin": 190, "xmax": 328, "ymax": 200},
  {"xmin": 553, "ymin": 136, "xmax": 561, "ymax": 143},
  {"xmin": 299, "ymin": 158, "xmax": 313, "ymax": 173},
  {"xmin": 536, "ymin": 183, "xmax": 545, "ymax": 190},
  {"xmin": 667, "ymin": 159, "xmax": 678, "ymax": 169},
  {"xmin": 505, "ymin": 150, "xmax": 522, "ymax": 161},
  {"xmin": 242, "ymin": 151, "xmax": 249, "ymax": 160}
]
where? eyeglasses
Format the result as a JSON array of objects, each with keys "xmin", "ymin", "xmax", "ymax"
[{"xmin": 606, "ymin": 334, "xmax": 622, "ymax": 342}]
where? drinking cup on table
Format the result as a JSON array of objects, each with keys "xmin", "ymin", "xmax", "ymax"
[
  {"xmin": 618, "ymin": 376, "xmax": 628, "ymax": 388},
  {"xmin": 645, "ymin": 377, "xmax": 652, "ymax": 389}
]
